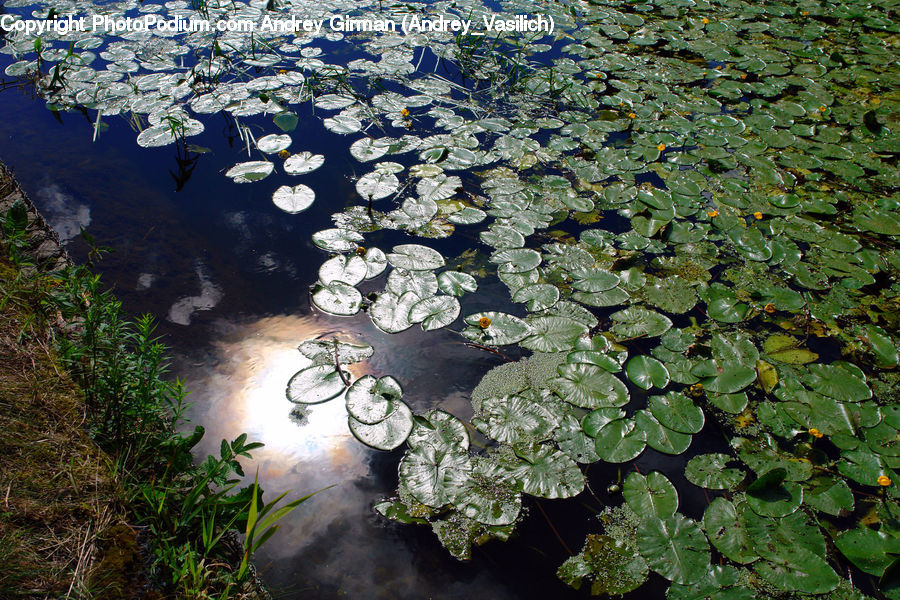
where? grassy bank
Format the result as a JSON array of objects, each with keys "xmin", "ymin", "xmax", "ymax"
[{"xmin": 0, "ymin": 169, "xmax": 309, "ymax": 598}]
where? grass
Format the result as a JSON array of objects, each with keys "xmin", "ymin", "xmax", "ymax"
[{"xmin": 0, "ymin": 171, "xmax": 312, "ymax": 599}]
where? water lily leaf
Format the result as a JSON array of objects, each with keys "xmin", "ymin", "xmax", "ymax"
[
  {"xmin": 298, "ymin": 340, "xmax": 373, "ymax": 365},
  {"xmin": 370, "ymin": 291, "xmax": 419, "ymax": 334},
  {"xmin": 837, "ymin": 449, "xmax": 887, "ymax": 486},
  {"xmin": 350, "ymin": 137, "xmax": 390, "ymax": 162},
  {"xmin": 572, "ymin": 287, "xmax": 631, "ymax": 308},
  {"xmin": 311, "ymin": 281, "xmax": 362, "ymax": 316},
  {"xmin": 649, "ymin": 392, "xmax": 704, "ymax": 434},
  {"xmin": 417, "ymin": 174, "xmax": 461, "ymax": 202},
  {"xmin": 803, "ymin": 364, "xmax": 872, "ymax": 402},
  {"xmin": 272, "ymin": 184, "xmax": 315, "ymax": 214},
  {"xmin": 754, "ymin": 544, "xmax": 840, "ymax": 594},
  {"xmin": 757, "ymin": 360, "xmax": 778, "ymax": 393},
  {"xmin": 256, "ymin": 133, "xmax": 291, "ymax": 153},
  {"xmin": 356, "ymin": 170, "xmax": 400, "ymax": 200},
  {"xmin": 225, "ymin": 161, "xmax": 274, "ymax": 183},
  {"xmin": 667, "ymin": 565, "xmax": 756, "ymax": 600},
  {"xmin": 473, "ymin": 395, "xmax": 557, "ymax": 445},
  {"xmin": 437, "ymin": 271, "xmax": 477, "ymax": 296},
  {"xmin": 408, "ymin": 410, "xmax": 469, "ymax": 452},
  {"xmin": 386, "ymin": 270, "xmax": 438, "ymax": 298},
  {"xmin": 867, "ymin": 325, "xmax": 899, "ymax": 368},
  {"xmin": 312, "ymin": 228, "xmax": 364, "ymax": 253},
  {"xmin": 745, "ymin": 468, "xmax": 803, "ymax": 517},
  {"xmin": 763, "ymin": 334, "xmax": 819, "ymax": 364},
  {"xmin": 454, "ymin": 457, "xmax": 521, "ymax": 525},
  {"xmin": 697, "ymin": 361, "xmax": 757, "ymax": 394},
  {"xmin": 552, "ymin": 363, "xmax": 629, "ymax": 409},
  {"xmin": 323, "ymin": 115, "xmax": 362, "ymax": 134},
  {"xmin": 273, "ymin": 111, "xmax": 299, "ymax": 132},
  {"xmin": 349, "ymin": 399, "xmax": 413, "ymax": 451},
  {"xmin": 137, "ymin": 120, "xmax": 204, "ymax": 147},
  {"xmin": 284, "ymin": 151, "xmax": 324, "ymax": 174},
  {"xmin": 480, "ymin": 225, "xmax": 525, "ymax": 249},
  {"xmin": 610, "ymin": 307, "xmax": 672, "ymax": 340},
  {"xmin": 346, "ymin": 375, "xmax": 402, "ymax": 425},
  {"xmin": 286, "ymin": 364, "xmax": 347, "ymax": 405},
  {"xmin": 448, "ymin": 206, "xmax": 487, "ymax": 225},
  {"xmin": 582, "ymin": 408, "xmax": 626, "ymax": 437},
  {"xmin": 646, "ymin": 277, "xmax": 697, "ymax": 314},
  {"xmin": 408, "ymin": 295, "xmax": 460, "ymax": 331},
  {"xmin": 593, "ymin": 418, "xmax": 647, "ymax": 463},
  {"xmin": 319, "ymin": 255, "xmax": 367, "ymax": 286},
  {"xmin": 626, "ymin": 355, "xmax": 670, "ymax": 390},
  {"xmin": 804, "ymin": 476, "xmax": 854, "ymax": 516},
  {"xmin": 637, "ymin": 514, "xmax": 710, "ymax": 585},
  {"xmin": 686, "ymin": 454, "xmax": 744, "ymax": 490},
  {"xmin": 636, "ymin": 410, "xmax": 692, "ymax": 455},
  {"xmin": 624, "ymin": 471, "xmax": 678, "ymax": 519},
  {"xmin": 492, "ymin": 248, "xmax": 542, "ymax": 273},
  {"xmin": 508, "ymin": 445, "xmax": 585, "ymax": 499},
  {"xmin": 513, "ymin": 284, "xmax": 559, "ymax": 312},
  {"xmin": 521, "ymin": 316, "xmax": 588, "ymax": 352},
  {"xmin": 570, "ymin": 268, "xmax": 620, "ymax": 292},
  {"xmin": 387, "ymin": 244, "xmax": 445, "ymax": 271},
  {"xmin": 374, "ymin": 500, "xmax": 428, "ymax": 525},
  {"xmin": 835, "ymin": 526, "xmax": 900, "ymax": 577},
  {"xmin": 558, "ymin": 534, "xmax": 648, "ymax": 596},
  {"xmin": 702, "ymin": 498, "xmax": 759, "ymax": 565},
  {"xmin": 362, "ymin": 248, "xmax": 387, "ymax": 279},
  {"xmin": 399, "ymin": 440, "xmax": 471, "ymax": 508},
  {"xmin": 462, "ymin": 312, "xmax": 532, "ymax": 346},
  {"xmin": 554, "ymin": 413, "xmax": 601, "ymax": 464},
  {"xmin": 711, "ymin": 333, "xmax": 759, "ymax": 365}
]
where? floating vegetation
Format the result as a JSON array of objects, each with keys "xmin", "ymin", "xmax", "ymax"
[{"xmin": 4, "ymin": 0, "xmax": 900, "ymax": 595}]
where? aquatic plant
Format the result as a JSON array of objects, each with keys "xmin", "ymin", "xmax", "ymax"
[{"xmin": 3, "ymin": 0, "xmax": 899, "ymax": 595}]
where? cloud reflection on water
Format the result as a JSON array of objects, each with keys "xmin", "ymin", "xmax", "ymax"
[{"xmin": 176, "ymin": 311, "xmax": 526, "ymax": 599}]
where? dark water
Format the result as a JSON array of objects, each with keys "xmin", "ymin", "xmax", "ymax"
[{"xmin": 0, "ymin": 72, "xmax": 627, "ymax": 598}]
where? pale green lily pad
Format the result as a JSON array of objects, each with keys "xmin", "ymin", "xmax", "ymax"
[
  {"xmin": 311, "ymin": 281, "xmax": 362, "ymax": 316},
  {"xmin": 286, "ymin": 364, "xmax": 347, "ymax": 405},
  {"xmin": 610, "ymin": 307, "xmax": 672, "ymax": 340},
  {"xmin": 225, "ymin": 161, "xmax": 274, "ymax": 183},
  {"xmin": 551, "ymin": 363, "xmax": 629, "ymax": 409},
  {"xmin": 408, "ymin": 295, "xmax": 460, "ymax": 331},
  {"xmin": 399, "ymin": 441, "xmax": 471, "ymax": 507},
  {"xmin": 387, "ymin": 244, "xmax": 445, "ymax": 271},
  {"xmin": 346, "ymin": 375, "xmax": 402, "ymax": 425}
]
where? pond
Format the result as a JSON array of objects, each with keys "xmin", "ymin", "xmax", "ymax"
[{"xmin": 1, "ymin": 0, "xmax": 898, "ymax": 598}]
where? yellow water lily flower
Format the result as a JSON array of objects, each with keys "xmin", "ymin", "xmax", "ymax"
[
  {"xmin": 753, "ymin": 211, "xmax": 763, "ymax": 219},
  {"xmin": 278, "ymin": 150, "xmax": 290, "ymax": 159},
  {"xmin": 478, "ymin": 316, "xmax": 492, "ymax": 329},
  {"xmin": 657, "ymin": 143, "xmax": 666, "ymax": 152},
  {"xmin": 400, "ymin": 108, "xmax": 410, "ymax": 117},
  {"xmin": 628, "ymin": 112, "xmax": 637, "ymax": 119},
  {"xmin": 355, "ymin": 246, "xmax": 367, "ymax": 256},
  {"xmin": 707, "ymin": 210, "xmax": 719, "ymax": 218},
  {"xmin": 702, "ymin": 17, "xmax": 710, "ymax": 24},
  {"xmin": 808, "ymin": 428, "xmax": 824, "ymax": 438},
  {"xmin": 764, "ymin": 303, "xmax": 776, "ymax": 313},
  {"xmin": 878, "ymin": 475, "xmax": 892, "ymax": 487}
]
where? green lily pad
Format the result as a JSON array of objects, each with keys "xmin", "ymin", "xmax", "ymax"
[
  {"xmin": 626, "ymin": 355, "xmax": 670, "ymax": 390},
  {"xmin": 552, "ymin": 363, "xmax": 630, "ymax": 409},
  {"xmin": 745, "ymin": 468, "xmax": 803, "ymax": 517},
  {"xmin": 686, "ymin": 454, "xmax": 744, "ymax": 489},
  {"xmin": 637, "ymin": 514, "xmax": 710, "ymax": 585},
  {"xmin": 610, "ymin": 307, "xmax": 673, "ymax": 340},
  {"xmin": 623, "ymin": 471, "xmax": 678, "ymax": 519}
]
